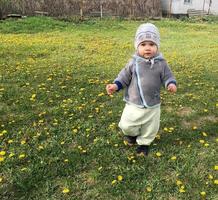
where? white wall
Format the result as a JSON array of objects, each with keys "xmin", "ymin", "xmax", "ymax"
[
  {"xmin": 160, "ymin": 0, "xmax": 217, "ymax": 15},
  {"xmin": 210, "ymin": 0, "xmax": 218, "ymax": 15},
  {"xmin": 172, "ymin": 0, "xmax": 210, "ymax": 14}
]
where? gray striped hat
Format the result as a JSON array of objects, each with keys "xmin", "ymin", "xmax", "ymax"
[{"xmin": 134, "ymin": 23, "xmax": 160, "ymax": 50}]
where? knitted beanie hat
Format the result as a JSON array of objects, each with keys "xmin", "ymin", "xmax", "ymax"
[{"xmin": 134, "ymin": 23, "xmax": 160, "ymax": 50}]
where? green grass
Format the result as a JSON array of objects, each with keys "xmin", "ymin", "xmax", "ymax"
[{"xmin": 0, "ymin": 16, "xmax": 218, "ymax": 200}]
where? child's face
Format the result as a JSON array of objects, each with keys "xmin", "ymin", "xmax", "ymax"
[{"xmin": 138, "ymin": 41, "xmax": 158, "ymax": 59}]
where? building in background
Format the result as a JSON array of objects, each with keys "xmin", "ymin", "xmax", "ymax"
[{"xmin": 161, "ymin": 0, "xmax": 218, "ymax": 16}]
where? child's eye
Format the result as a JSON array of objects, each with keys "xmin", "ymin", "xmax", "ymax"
[{"xmin": 140, "ymin": 42, "xmax": 155, "ymax": 47}]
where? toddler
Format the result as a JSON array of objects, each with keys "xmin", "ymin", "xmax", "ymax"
[{"xmin": 106, "ymin": 23, "xmax": 177, "ymax": 156}]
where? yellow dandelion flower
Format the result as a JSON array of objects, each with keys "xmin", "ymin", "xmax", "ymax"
[
  {"xmin": 208, "ymin": 175, "xmax": 213, "ymax": 179},
  {"xmin": 64, "ymin": 159, "xmax": 69, "ymax": 163},
  {"xmin": 202, "ymin": 132, "xmax": 208, "ymax": 137},
  {"xmin": 179, "ymin": 188, "xmax": 186, "ymax": 193},
  {"xmin": 0, "ymin": 177, "xmax": 3, "ymax": 182},
  {"xmin": 214, "ymin": 180, "xmax": 218, "ymax": 185},
  {"xmin": 0, "ymin": 151, "xmax": 6, "ymax": 156},
  {"xmin": 38, "ymin": 119, "xmax": 44, "ymax": 124},
  {"xmin": 146, "ymin": 187, "xmax": 152, "ymax": 192},
  {"xmin": 72, "ymin": 129, "xmax": 78, "ymax": 133},
  {"xmin": 80, "ymin": 88, "xmax": 85, "ymax": 91},
  {"xmin": 200, "ymin": 191, "xmax": 206, "ymax": 196},
  {"xmin": 199, "ymin": 140, "xmax": 205, "ymax": 144},
  {"xmin": 62, "ymin": 188, "xmax": 70, "ymax": 194},
  {"xmin": 30, "ymin": 94, "xmax": 36, "ymax": 101},
  {"xmin": 98, "ymin": 93, "xmax": 105, "ymax": 97},
  {"xmin": 176, "ymin": 180, "xmax": 183, "ymax": 186},
  {"xmin": 95, "ymin": 107, "xmax": 99, "ymax": 112},
  {"xmin": 38, "ymin": 145, "xmax": 44, "ymax": 150},
  {"xmin": 117, "ymin": 175, "xmax": 123, "ymax": 181},
  {"xmin": 214, "ymin": 165, "xmax": 218, "ymax": 170},
  {"xmin": 192, "ymin": 126, "xmax": 197, "ymax": 130},
  {"xmin": 156, "ymin": 152, "xmax": 162, "ymax": 157},
  {"xmin": 19, "ymin": 154, "xmax": 26, "ymax": 159},
  {"xmin": 111, "ymin": 180, "xmax": 117, "ymax": 185},
  {"xmin": 0, "ymin": 130, "xmax": 7, "ymax": 137},
  {"xmin": 8, "ymin": 139, "xmax": 13, "ymax": 144},
  {"xmin": 163, "ymin": 127, "xmax": 168, "ymax": 132},
  {"xmin": 9, "ymin": 153, "xmax": 15, "ymax": 158},
  {"xmin": 169, "ymin": 127, "xmax": 174, "ymax": 131},
  {"xmin": 0, "ymin": 157, "xmax": 5, "ymax": 162},
  {"xmin": 21, "ymin": 140, "xmax": 26, "ymax": 145},
  {"xmin": 123, "ymin": 140, "xmax": 128, "ymax": 146},
  {"xmin": 156, "ymin": 134, "xmax": 161, "ymax": 139},
  {"xmin": 82, "ymin": 150, "xmax": 87, "ymax": 153},
  {"xmin": 127, "ymin": 155, "xmax": 135, "ymax": 161},
  {"xmin": 204, "ymin": 143, "xmax": 209, "ymax": 147},
  {"xmin": 171, "ymin": 156, "xmax": 177, "ymax": 160}
]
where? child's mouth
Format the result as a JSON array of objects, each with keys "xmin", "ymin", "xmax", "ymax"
[{"xmin": 144, "ymin": 53, "xmax": 151, "ymax": 58}]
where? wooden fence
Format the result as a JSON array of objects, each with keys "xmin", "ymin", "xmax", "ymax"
[{"xmin": 0, "ymin": 0, "xmax": 162, "ymax": 19}]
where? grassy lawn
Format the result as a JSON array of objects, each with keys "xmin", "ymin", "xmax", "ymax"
[{"xmin": 0, "ymin": 16, "xmax": 217, "ymax": 200}]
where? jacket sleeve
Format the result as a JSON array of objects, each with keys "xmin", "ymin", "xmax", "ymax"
[
  {"xmin": 113, "ymin": 59, "xmax": 134, "ymax": 89},
  {"xmin": 161, "ymin": 62, "xmax": 177, "ymax": 88}
]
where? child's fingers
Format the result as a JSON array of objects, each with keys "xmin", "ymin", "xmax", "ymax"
[
  {"xmin": 106, "ymin": 84, "xmax": 113, "ymax": 95},
  {"xmin": 168, "ymin": 85, "xmax": 176, "ymax": 93}
]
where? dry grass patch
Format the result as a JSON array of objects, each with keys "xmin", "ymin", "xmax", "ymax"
[
  {"xmin": 177, "ymin": 107, "xmax": 194, "ymax": 117},
  {"xmin": 181, "ymin": 115, "xmax": 218, "ymax": 129}
]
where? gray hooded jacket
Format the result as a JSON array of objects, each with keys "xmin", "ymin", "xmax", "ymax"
[{"xmin": 114, "ymin": 53, "xmax": 176, "ymax": 108}]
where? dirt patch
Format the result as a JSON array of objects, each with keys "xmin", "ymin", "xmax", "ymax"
[
  {"xmin": 198, "ymin": 116, "xmax": 218, "ymax": 124},
  {"xmin": 165, "ymin": 106, "xmax": 173, "ymax": 113},
  {"xmin": 177, "ymin": 107, "xmax": 193, "ymax": 117},
  {"xmin": 181, "ymin": 115, "xmax": 218, "ymax": 129}
]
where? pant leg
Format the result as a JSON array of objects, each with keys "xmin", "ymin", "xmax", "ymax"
[
  {"xmin": 118, "ymin": 104, "xmax": 145, "ymax": 137},
  {"xmin": 136, "ymin": 106, "xmax": 160, "ymax": 146}
]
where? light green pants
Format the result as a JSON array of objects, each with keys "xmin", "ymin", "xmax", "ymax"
[{"xmin": 118, "ymin": 103, "xmax": 160, "ymax": 145}]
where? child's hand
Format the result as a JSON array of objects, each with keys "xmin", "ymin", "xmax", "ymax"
[
  {"xmin": 167, "ymin": 83, "xmax": 177, "ymax": 93},
  {"xmin": 106, "ymin": 84, "xmax": 118, "ymax": 95}
]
